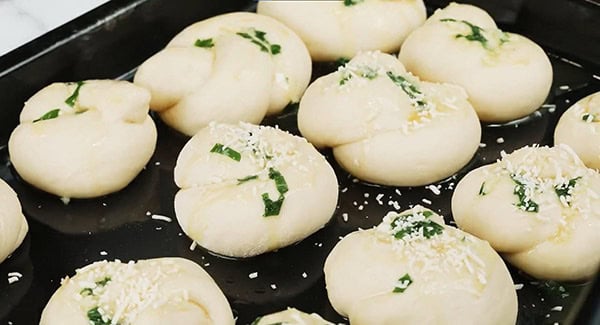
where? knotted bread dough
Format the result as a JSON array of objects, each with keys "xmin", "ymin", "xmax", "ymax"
[
  {"xmin": 174, "ymin": 122, "xmax": 338, "ymax": 257},
  {"xmin": 252, "ymin": 308, "xmax": 334, "ymax": 325},
  {"xmin": 324, "ymin": 206, "xmax": 517, "ymax": 324},
  {"xmin": 298, "ymin": 51, "xmax": 480, "ymax": 186},
  {"xmin": 257, "ymin": 0, "xmax": 426, "ymax": 61},
  {"xmin": 8, "ymin": 80, "xmax": 157, "ymax": 199},
  {"xmin": 555, "ymin": 91, "xmax": 600, "ymax": 170},
  {"xmin": 399, "ymin": 3, "xmax": 552, "ymax": 122},
  {"xmin": 40, "ymin": 257, "xmax": 234, "ymax": 325},
  {"xmin": 134, "ymin": 12, "xmax": 311, "ymax": 136},
  {"xmin": 452, "ymin": 145, "xmax": 600, "ymax": 280},
  {"xmin": 0, "ymin": 178, "xmax": 28, "ymax": 264}
]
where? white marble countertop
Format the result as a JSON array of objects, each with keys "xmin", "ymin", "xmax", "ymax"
[{"xmin": 0, "ymin": 0, "xmax": 109, "ymax": 56}]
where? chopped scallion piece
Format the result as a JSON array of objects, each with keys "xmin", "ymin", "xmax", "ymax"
[
  {"xmin": 237, "ymin": 29, "xmax": 281, "ymax": 55},
  {"xmin": 237, "ymin": 175, "xmax": 258, "ymax": 185},
  {"xmin": 210, "ymin": 143, "xmax": 241, "ymax": 162},
  {"xmin": 65, "ymin": 81, "xmax": 84, "ymax": 107},
  {"xmin": 194, "ymin": 38, "xmax": 214, "ymax": 48},
  {"xmin": 33, "ymin": 108, "xmax": 60, "ymax": 123},
  {"xmin": 393, "ymin": 273, "xmax": 413, "ymax": 293},
  {"xmin": 87, "ymin": 307, "xmax": 112, "ymax": 325}
]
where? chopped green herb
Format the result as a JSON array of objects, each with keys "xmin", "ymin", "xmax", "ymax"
[
  {"xmin": 237, "ymin": 175, "xmax": 258, "ymax": 185},
  {"xmin": 33, "ymin": 108, "xmax": 60, "ymax": 123},
  {"xmin": 386, "ymin": 71, "xmax": 427, "ymax": 108},
  {"xmin": 335, "ymin": 57, "xmax": 350, "ymax": 67},
  {"xmin": 393, "ymin": 273, "xmax": 413, "ymax": 293},
  {"xmin": 80, "ymin": 288, "xmax": 94, "ymax": 296},
  {"xmin": 478, "ymin": 182, "xmax": 487, "ymax": 196},
  {"xmin": 262, "ymin": 193, "xmax": 284, "ymax": 217},
  {"xmin": 65, "ymin": 81, "xmax": 84, "ymax": 107},
  {"xmin": 95, "ymin": 276, "xmax": 111, "ymax": 287},
  {"xmin": 391, "ymin": 212, "xmax": 443, "ymax": 240},
  {"xmin": 194, "ymin": 38, "xmax": 214, "ymax": 48},
  {"xmin": 268, "ymin": 168, "xmax": 288, "ymax": 194},
  {"xmin": 339, "ymin": 73, "xmax": 353, "ymax": 86},
  {"xmin": 582, "ymin": 113, "xmax": 596, "ymax": 122},
  {"xmin": 344, "ymin": 0, "xmax": 364, "ymax": 6},
  {"xmin": 237, "ymin": 29, "xmax": 281, "ymax": 55},
  {"xmin": 554, "ymin": 177, "xmax": 581, "ymax": 206},
  {"xmin": 210, "ymin": 143, "xmax": 241, "ymax": 162},
  {"xmin": 250, "ymin": 317, "xmax": 262, "ymax": 325},
  {"xmin": 511, "ymin": 175, "xmax": 539, "ymax": 213},
  {"xmin": 261, "ymin": 168, "xmax": 289, "ymax": 217},
  {"xmin": 440, "ymin": 18, "xmax": 489, "ymax": 48},
  {"xmin": 87, "ymin": 307, "xmax": 112, "ymax": 325}
]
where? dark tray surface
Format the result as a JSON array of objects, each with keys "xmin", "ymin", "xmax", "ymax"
[{"xmin": 1, "ymin": 0, "xmax": 599, "ymax": 324}]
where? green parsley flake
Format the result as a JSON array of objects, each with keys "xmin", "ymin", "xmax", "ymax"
[
  {"xmin": 386, "ymin": 71, "xmax": 427, "ymax": 108},
  {"xmin": 237, "ymin": 29, "xmax": 281, "ymax": 55},
  {"xmin": 478, "ymin": 182, "xmax": 487, "ymax": 196},
  {"xmin": 511, "ymin": 175, "xmax": 539, "ymax": 213},
  {"xmin": 194, "ymin": 38, "xmax": 214, "ymax": 48},
  {"xmin": 87, "ymin": 307, "xmax": 112, "ymax": 325},
  {"xmin": 95, "ymin": 276, "xmax": 111, "ymax": 287},
  {"xmin": 554, "ymin": 177, "xmax": 581, "ymax": 206},
  {"xmin": 33, "ymin": 108, "xmax": 60, "ymax": 123},
  {"xmin": 268, "ymin": 168, "xmax": 288, "ymax": 194},
  {"xmin": 390, "ymin": 210, "xmax": 444, "ymax": 240},
  {"xmin": 262, "ymin": 193, "xmax": 284, "ymax": 217},
  {"xmin": 65, "ymin": 81, "xmax": 84, "ymax": 107},
  {"xmin": 261, "ymin": 168, "xmax": 289, "ymax": 217},
  {"xmin": 582, "ymin": 113, "xmax": 596, "ymax": 123},
  {"xmin": 344, "ymin": 0, "xmax": 364, "ymax": 6},
  {"xmin": 237, "ymin": 175, "xmax": 258, "ymax": 185},
  {"xmin": 339, "ymin": 66, "xmax": 379, "ymax": 86},
  {"xmin": 440, "ymin": 18, "xmax": 489, "ymax": 48},
  {"xmin": 335, "ymin": 57, "xmax": 350, "ymax": 67},
  {"xmin": 393, "ymin": 273, "xmax": 413, "ymax": 293},
  {"xmin": 80, "ymin": 288, "xmax": 94, "ymax": 296},
  {"xmin": 210, "ymin": 143, "xmax": 241, "ymax": 162}
]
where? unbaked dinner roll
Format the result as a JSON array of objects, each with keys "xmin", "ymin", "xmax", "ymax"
[
  {"xmin": 257, "ymin": 0, "xmax": 426, "ymax": 61},
  {"xmin": 399, "ymin": 3, "xmax": 552, "ymax": 122},
  {"xmin": 0, "ymin": 179, "xmax": 28, "ymax": 264},
  {"xmin": 298, "ymin": 51, "xmax": 480, "ymax": 186},
  {"xmin": 252, "ymin": 308, "xmax": 334, "ymax": 325},
  {"xmin": 555, "ymin": 91, "xmax": 600, "ymax": 169},
  {"xmin": 174, "ymin": 122, "xmax": 338, "ymax": 257},
  {"xmin": 452, "ymin": 145, "xmax": 600, "ymax": 280},
  {"xmin": 40, "ymin": 258, "xmax": 234, "ymax": 325},
  {"xmin": 8, "ymin": 80, "xmax": 157, "ymax": 199},
  {"xmin": 134, "ymin": 12, "xmax": 311, "ymax": 136},
  {"xmin": 324, "ymin": 206, "xmax": 517, "ymax": 324}
]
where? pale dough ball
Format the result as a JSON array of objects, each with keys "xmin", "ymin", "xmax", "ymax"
[
  {"xmin": 452, "ymin": 145, "xmax": 600, "ymax": 280},
  {"xmin": 324, "ymin": 206, "xmax": 517, "ymax": 325},
  {"xmin": 134, "ymin": 12, "xmax": 311, "ymax": 136},
  {"xmin": 252, "ymin": 308, "xmax": 334, "ymax": 325},
  {"xmin": 8, "ymin": 80, "xmax": 157, "ymax": 199},
  {"xmin": 39, "ymin": 258, "xmax": 234, "ymax": 325},
  {"xmin": 174, "ymin": 122, "xmax": 338, "ymax": 257},
  {"xmin": 555, "ymin": 91, "xmax": 600, "ymax": 169},
  {"xmin": 0, "ymin": 178, "xmax": 28, "ymax": 264},
  {"xmin": 399, "ymin": 3, "xmax": 552, "ymax": 122},
  {"xmin": 258, "ymin": 0, "xmax": 426, "ymax": 61},
  {"xmin": 298, "ymin": 51, "xmax": 480, "ymax": 186}
]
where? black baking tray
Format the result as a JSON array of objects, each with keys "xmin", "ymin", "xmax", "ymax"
[{"xmin": 0, "ymin": 0, "xmax": 599, "ymax": 324}]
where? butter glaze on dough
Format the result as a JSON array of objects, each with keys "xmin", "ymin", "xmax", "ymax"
[
  {"xmin": 40, "ymin": 258, "xmax": 234, "ymax": 325},
  {"xmin": 8, "ymin": 80, "xmax": 157, "ymax": 199},
  {"xmin": 257, "ymin": 0, "xmax": 426, "ymax": 61},
  {"xmin": 174, "ymin": 122, "xmax": 338, "ymax": 257},
  {"xmin": 399, "ymin": 3, "xmax": 552, "ymax": 122},
  {"xmin": 134, "ymin": 12, "xmax": 311, "ymax": 136},
  {"xmin": 298, "ymin": 51, "xmax": 480, "ymax": 186},
  {"xmin": 452, "ymin": 145, "xmax": 600, "ymax": 280},
  {"xmin": 324, "ymin": 206, "xmax": 517, "ymax": 325}
]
